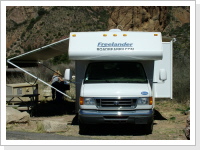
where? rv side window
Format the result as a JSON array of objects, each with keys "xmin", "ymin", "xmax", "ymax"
[{"xmin": 84, "ymin": 62, "xmax": 147, "ymax": 83}]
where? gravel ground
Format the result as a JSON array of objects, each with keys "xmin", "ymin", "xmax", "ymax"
[
  {"xmin": 6, "ymin": 131, "xmax": 94, "ymax": 140},
  {"xmin": 6, "ymin": 100, "xmax": 189, "ymax": 140}
]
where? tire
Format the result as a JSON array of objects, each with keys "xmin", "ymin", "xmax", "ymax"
[
  {"xmin": 145, "ymin": 121, "xmax": 153, "ymax": 134},
  {"xmin": 79, "ymin": 122, "xmax": 89, "ymax": 135}
]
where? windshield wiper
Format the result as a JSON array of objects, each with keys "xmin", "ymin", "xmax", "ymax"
[{"xmin": 132, "ymin": 81, "xmax": 147, "ymax": 83}]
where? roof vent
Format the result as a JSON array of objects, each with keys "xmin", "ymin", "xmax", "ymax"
[{"xmin": 109, "ymin": 29, "xmax": 121, "ymax": 32}]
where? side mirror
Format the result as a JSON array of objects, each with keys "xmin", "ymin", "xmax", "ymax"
[
  {"xmin": 159, "ymin": 69, "xmax": 167, "ymax": 81},
  {"xmin": 64, "ymin": 69, "xmax": 72, "ymax": 81}
]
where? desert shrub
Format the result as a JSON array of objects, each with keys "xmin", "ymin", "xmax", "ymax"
[
  {"xmin": 6, "ymin": 74, "xmax": 27, "ymax": 84},
  {"xmin": 163, "ymin": 23, "xmax": 190, "ymax": 103},
  {"xmin": 173, "ymin": 59, "xmax": 190, "ymax": 103},
  {"xmin": 50, "ymin": 53, "xmax": 70, "ymax": 65},
  {"xmin": 6, "ymin": 61, "xmax": 75, "ymax": 84},
  {"xmin": 171, "ymin": 23, "xmax": 190, "ymax": 103}
]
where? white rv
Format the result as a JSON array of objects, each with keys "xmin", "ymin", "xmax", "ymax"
[
  {"xmin": 65, "ymin": 29, "xmax": 174, "ymax": 134},
  {"xmin": 7, "ymin": 29, "xmax": 174, "ymax": 134}
]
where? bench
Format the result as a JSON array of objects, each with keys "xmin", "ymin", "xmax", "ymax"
[{"xmin": 6, "ymin": 94, "xmax": 40, "ymax": 116}]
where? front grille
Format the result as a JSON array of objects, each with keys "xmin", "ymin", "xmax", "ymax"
[{"xmin": 96, "ymin": 98, "xmax": 137, "ymax": 108}]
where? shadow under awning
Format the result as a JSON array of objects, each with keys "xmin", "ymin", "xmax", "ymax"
[{"xmin": 7, "ymin": 60, "xmax": 39, "ymax": 68}]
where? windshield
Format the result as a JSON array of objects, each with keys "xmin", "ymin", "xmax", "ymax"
[{"xmin": 84, "ymin": 62, "xmax": 148, "ymax": 83}]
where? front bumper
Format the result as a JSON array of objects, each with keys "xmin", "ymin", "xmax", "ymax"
[{"xmin": 78, "ymin": 109, "xmax": 154, "ymax": 125}]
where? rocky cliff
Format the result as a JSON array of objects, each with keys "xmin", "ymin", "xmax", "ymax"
[{"xmin": 6, "ymin": 6, "xmax": 190, "ymax": 58}]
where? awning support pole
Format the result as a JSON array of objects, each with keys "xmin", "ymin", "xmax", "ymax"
[{"xmin": 7, "ymin": 59, "xmax": 72, "ymax": 99}]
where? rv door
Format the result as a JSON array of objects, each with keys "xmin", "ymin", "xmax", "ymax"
[{"xmin": 153, "ymin": 40, "xmax": 174, "ymax": 99}]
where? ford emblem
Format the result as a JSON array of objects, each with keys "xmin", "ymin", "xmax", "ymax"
[{"xmin": 141, "ymin": 91, "xmax": 148, "ymax": 95}]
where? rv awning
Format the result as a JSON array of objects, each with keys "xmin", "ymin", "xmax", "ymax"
[
  {"xmin": 8, "ymin": 38, "xmax": 69, "ymax": 68},
  {"xmin": 7, "ymin": 37, "xmax": 71, "ymax": 99}
]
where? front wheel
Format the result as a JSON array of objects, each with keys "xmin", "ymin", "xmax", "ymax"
[
  {"xmin": 79, "ymin": 122, "xmax": 88, "ymax": 135},
  {"xmin": 145, "ymin": 121, "xmax": 153, "ymax": 134}
]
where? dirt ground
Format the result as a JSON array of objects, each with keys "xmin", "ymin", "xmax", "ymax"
[{"xmin": 6, "ymin": 99, "xmax": 190, "ymax": 140}]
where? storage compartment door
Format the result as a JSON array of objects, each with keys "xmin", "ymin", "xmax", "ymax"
[{"xmin": 153, "ymin": 42, "xmax": 173, "ymax": 99}]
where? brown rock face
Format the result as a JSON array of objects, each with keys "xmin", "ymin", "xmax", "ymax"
[
  {"xmin": 6, "ymin": 6, "xmax": 190, "ymax": 57},
  {"xmin": 108, "ymin": 6, "xmax": 168, "ymax": 32}
]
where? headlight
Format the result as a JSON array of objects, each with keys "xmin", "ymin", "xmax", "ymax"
[
  {"xmin": 80, "ymin": 97, "xmax": 95, "ymax": 105},
  {"xmin": 84, "ymin": 97, "xmax": 95, "ymax": 105},
  {"xmin": 137, "ymin": 97, "xmax": 149, "ymax": 105}
]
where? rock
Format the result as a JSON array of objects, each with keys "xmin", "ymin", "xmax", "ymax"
[
  {"xmin": 184, "ymin": 110, "xmax": 190, "ymax": 115},
  {"xmin": 184, "ymin": 115, "xmax": 190, "ymax": 140},
  {"xmin": 6, "ymin": 107, "xmax": 30, "ymax": 124},
  {"xmin": 42, "ymin": 119, "xmax": 68, "ymax": 133}
]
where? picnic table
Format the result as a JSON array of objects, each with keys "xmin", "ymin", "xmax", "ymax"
[{"xmin": 6, "ymin": 94, "xmax": 40, "ymax": 116}]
